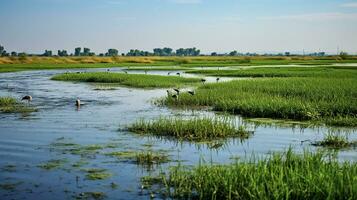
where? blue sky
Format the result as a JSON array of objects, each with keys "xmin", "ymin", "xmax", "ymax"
[{"xmin": 1, "ymin": 0, "xmax": 357, "ymax": 54}]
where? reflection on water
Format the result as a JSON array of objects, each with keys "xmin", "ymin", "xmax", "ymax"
[{"xmin": 0, "ymin": 68, "xmax": 356, "ymax": 199}]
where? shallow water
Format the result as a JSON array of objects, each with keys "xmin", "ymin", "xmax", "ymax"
[{"xmin": 0, "ymin": 68, "xmax": 356, "ymax": 199}]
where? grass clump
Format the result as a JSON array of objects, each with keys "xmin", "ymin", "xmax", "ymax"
[
  {"xmin": 51, "ymin": 72, "xmax": 200, "ymax": 88},
  {"xmin": 136, "ymin": 151, "xmax": 170, "ymax": 166},
  {"xmin": 150, "ymin": 149, "xmax": 357, "ymax": 200},
  {"xmin": 313, "ymin": 133, "xmax": 357, "ymax": 149},
  {"xmin": 38, "ymin": 159, "xmax": 68, "ymax": 170},
  {"xmin": 82, "ymin": 168, "xmax": 112, "ymax": 180},
  {"xmin": 161, "ymin": 78, "xmax": 357, "ymax": 126},
  {"xmin": 105, "ymin": 150, "xmax": 170, "ymax": 166},
  {"xmin": 128, "ymin": 117, "xmax": 251, "ymax": 142},
  {"xmin": 75, "ymin": 191, "xmax": 106, "ymax": 200},
  {"xmin": 0, "ymin": 96, "xmax": 35, "ymax": 113}
]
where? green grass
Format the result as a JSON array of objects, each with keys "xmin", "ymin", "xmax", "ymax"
[
  {"xmin": 148, "ymin": 149, "xmax": 357, "ymax": 200},
  {"xmin": 313, "ymin": 133, "xmax": 357, "ymax": 149},
  {"xmin": 160, "ymin": 78, "xmax": 357, "ymax": 127},
  {"xmin": 186, "ymin": 66, "xmax": 357, "ymax": 78},
  {"xmin": 51, "ymin": 72, "xmax": 200, "ymax": 88},
  {"xmin": 127, "ymin": 117, "xmax": 251, "ymax": 141},
  {"xmin": 0, "ymin": 97, "xmax": 36, "ymax": 113}
]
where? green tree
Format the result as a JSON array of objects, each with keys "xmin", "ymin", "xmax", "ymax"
[
  {"xmin": 43, "ymin": 50, "xmax": 52, "ymax": 56},
  {"xmin": 107, "ymin": 49, "xmax": 119, "ymax": 56},
  {"xmin": 75, "ymin": 47, "xmax": 81, "ymax": 56},
  {"xmin": 229, "ymin": 50, "xmax": 238, "ymax": 56},
  {"xmin": 0, "ymin": 45, "xmax": 4, "ymax": 56}
]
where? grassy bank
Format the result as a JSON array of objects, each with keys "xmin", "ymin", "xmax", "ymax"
[
  {"xmin": 0, "ymin": 97, "xmax": 35, "ymax": 113},
  {"xmin": 51, "ymin": 72, "xmax": 200, "ymax": 88},
  {"xmin": 148, "ymin": 149, "xmax": 356, "ymax": 200},
  {"xmin": 1, "ymin": 56, "xmax": 357, "ymax": 73},
  {"xmin": 128, "ymin": 117, "xmax": 251, "ymax": 141},
  {"xmin": 160, "ymin": 78, "xmax": 357, "ymax": 126},
  {"xmin": 187, "ymin": 66, "xmax": 357, "ymax": 78}
]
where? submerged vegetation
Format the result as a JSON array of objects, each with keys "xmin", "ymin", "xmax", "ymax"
[
  {"xmin": 52, "ymin": 72, "xmax": 200, "ymax": 88},
  {"xmin": 161, "ymin": 77, "xmax": 357, "ymax": 126},
  {"xmin": 0, "ymin": 97, "xmax": 36, "ymax": 113},
  {"xmin": 128, "ymin": 117, "xmax": 251, "ymax": 141},
  {"xmin": 106, "ymin": 150, "xmax": 170, "ymax": 167},
  {"xmin": 38, "ymin": 159, "xmax": 68, "ymax": 170},
  {"xmin": 82, "ymin": 168, "xmax": 112, "ymax": 180},
  {"xmin": 147, "ymin": 149, "xmax": 357, "ymax": 200}
]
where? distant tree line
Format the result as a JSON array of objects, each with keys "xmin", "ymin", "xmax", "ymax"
[{"xmin": 0, "ymin": 44, "xmax": 347, "ymax": 57}]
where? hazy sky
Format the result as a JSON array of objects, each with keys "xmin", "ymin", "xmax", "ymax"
[{"xmin": 1, "ymin": 0, "xmax": 357, "ymax": 54}]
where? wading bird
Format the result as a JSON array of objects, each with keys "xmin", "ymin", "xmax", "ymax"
[
  {"xmin": 173, "ymin": 88, "xmax": 180, "ymax": 95},
  {"xmin": 75, "ymin": 98, "xmax": 81, "ymax": 107},
  {"xmin": 201, "ymin": 78, "xmax": 206, "ymax": 84},
  {"xmin": 21, "ymin": 95, "xmax": 32, "ymax": 103},
  {"xmin": 188, "ymin": 91, "xmax": 195, "ymax": 95},
  {"xmin": 176, "ymin": 72, "xmax": 181, "ymax": 76},
  {"xmin": 216, "ymin": 77, "xmax": 220, "ymax": 82},
  {"xmin": 172, "ymin": 94, "xmax": 178, "ymax": 101}
]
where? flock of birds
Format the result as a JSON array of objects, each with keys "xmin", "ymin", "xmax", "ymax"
[
  {"xmin": 21, "ymin": 95, "xmax": 82, "ymax": 107},
  {"xmin": 166, "ymin": 88, "xmax": 195, "ymax": 101},
  {"xmin": 20, "ymin": 70, "xmax": 222, "ymax": 107}
]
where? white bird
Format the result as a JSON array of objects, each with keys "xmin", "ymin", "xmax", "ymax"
[{"xmin": 75, "ymin": 98, "xmax": 81, "ymax": 107}]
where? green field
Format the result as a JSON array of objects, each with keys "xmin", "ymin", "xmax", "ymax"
[{"xmin": 51, "ymin": 72, "xmax": 200, "ymax": 88}]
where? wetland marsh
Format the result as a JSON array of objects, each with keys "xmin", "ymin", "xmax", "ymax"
[{"xmin": 0, "ymin": 63, "xmax": 356, "ymax": 199}]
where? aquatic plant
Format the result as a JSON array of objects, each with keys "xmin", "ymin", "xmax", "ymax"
[
  {"xmin": 75, "ymin": 191, "xmax": 106, "ymax": 200},
  {"xmin": 0, "ymin": 96, "xmax": 36, "ymax": 113},
  {"xmin": 105, "ymin": 150, "xmax": 170, "ymax": 167},
  {"xmin": 128, "ymin": 117, "xmax": 251, "ymax": 141},
  {"xmin": 147, "ymin": 149, "xmax": 357, "ymax": 200},
  {"xmin": 38, "ymin": 159, "xmax": 68, "ymax": 170},
  {"xmin": 313, "ymin": 133, "xmax": 357, "ymax": 149},
  {"xmin": 82, "ymin": 168, "xmax": 112, "ymax": 180}
]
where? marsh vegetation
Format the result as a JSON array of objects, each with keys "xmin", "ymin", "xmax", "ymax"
[
  {"xmin": 128, "ymin": 117, "xmax": 251, "ymax": 142},
  {"xmin": 0, "ymin": 96, "xmax": 36, "ymax": 113},
  {"xmin": 52, "ymin": 72, "xmax": 200, "ymax": 88},
  {"xmin": 161, "ymin": 77, "xmax": 357, "ymax": 126},
  {"xmin": 145, "ymin": 149, "xmax": 357, "ymax": 200}
]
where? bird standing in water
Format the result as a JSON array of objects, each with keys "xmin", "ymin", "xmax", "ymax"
[
  {"xmin": 201, "ymin": 78, "xmax": 206, "ymax": 84},
  {"xmin": 76, "ymin": 98, "xmax": 81, "ymax": 107},
  {"xmin": 21, "ymin": 95, "xmax": 32, "ymax": 103}
]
